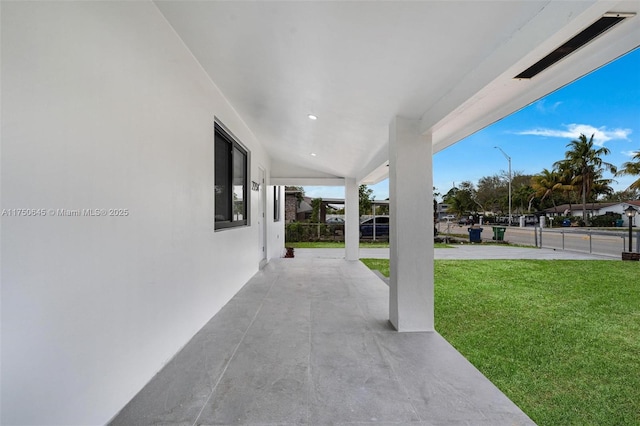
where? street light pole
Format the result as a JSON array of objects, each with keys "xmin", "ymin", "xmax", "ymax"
[
  {"xmin": 625, "ymin": 205, "xmax": 637, "ymax": 252},
  {"xmin": 494, "ymin": 146, "xmax": 512, "ymax": 226}
]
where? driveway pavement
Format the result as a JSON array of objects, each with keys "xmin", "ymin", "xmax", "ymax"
[{"xmin": 293, "ymin": 245, "xmax": 616, "ymax": 260}]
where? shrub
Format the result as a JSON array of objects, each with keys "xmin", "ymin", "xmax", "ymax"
[
  {"xmin": 285, "ymin": 222, "xmax": 343, "ymax": 242},
  {"xmin": 589, "ymin": 213, "xmax": 622, "ymax": 227}
]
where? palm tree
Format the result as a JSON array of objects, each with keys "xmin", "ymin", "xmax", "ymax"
[
  {"xmin": 616, "ymin": 149, "xmax": 640, "ymax": 191},
  {"xmin": 591, "ymin": 170, "xmax": 615, "ymax": 200},
  {"xmin": 530, "ymin": 168, "xmax": 562, "ymax": 210},
  {"xmin": 554, "ymin": 134, "xmax": 617, "ymax": 222}
]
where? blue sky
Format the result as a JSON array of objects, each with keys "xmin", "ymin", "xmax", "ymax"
[{"xmin": 304, "ymin": 47, "xmax": 640, "ymax": 201}]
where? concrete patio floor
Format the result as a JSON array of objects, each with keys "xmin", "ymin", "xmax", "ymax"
[{"xmin": 111, "ymin": 257, "xmax": 534, "ymax": 425}]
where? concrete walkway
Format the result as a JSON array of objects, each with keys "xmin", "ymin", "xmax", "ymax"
[
  {"xmin": 112, "ymin": 257, "xmax": 534, "ymax": 425},
  {"xmin": 293, "ymin": 245, "xmax": 617, "ymax": 260}
]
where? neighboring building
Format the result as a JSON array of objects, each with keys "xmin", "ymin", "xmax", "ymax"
[
  {"xmin": 284, "ymin": 188, "xmax": 312, "ymax": 222},
  {"xmin": 543, "ymin": 202, "xmax": 618, "ymax": 218},
  {"xmin": 544, "ymin": 200, "xmax": 640, "ymax": 225},
  {"xmin": 436, "ymin": 203, "xmax": 452, "ymax": 220},
  {"xmin": 285, "ymin": 190, "xmax": 346, "ymax": 223},
  {"xmin": 3, "ymin": 2, "xmax": 638, "ymax": 424}
]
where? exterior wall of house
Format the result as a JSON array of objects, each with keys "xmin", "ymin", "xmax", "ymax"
[
  {"xmin": 604, "ymin": 203, "xmax": 640, "ymax": 226},
  {"xmin": 1, "ymin": 2, "xmax": 283, "ymax": 425}
]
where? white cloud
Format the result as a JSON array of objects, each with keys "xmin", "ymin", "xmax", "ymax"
[
  {"xmin": 535, "ymin": 99, "xmax": 562, "ymax": 114},
  {"xmin": 517, "ymin": 123, "xmax": 631, "ymax": 146},
  {"xmin": 622, "ymin": 150, "xmax": 639, "ymax": 158}
]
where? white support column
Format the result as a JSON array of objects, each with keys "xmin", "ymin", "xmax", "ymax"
[
  {"xmin": 345, "ymin": 177, "xmax": 360, "ymax": 261},
  {"xmin": 388, "ymin": 117, "xmax": 434, "ymax": 332}
]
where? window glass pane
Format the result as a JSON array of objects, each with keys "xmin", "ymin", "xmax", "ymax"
[
  {"xmin": 215, "ymin": 136, "xmax": 231, "ymax": 222},
  {"xmin": 214, "ymin": 122, "xmax": 249, "ymax": 230},
  {"xmin": 233, "ymin": 146, "xmax": 246, "ymax": 222}
]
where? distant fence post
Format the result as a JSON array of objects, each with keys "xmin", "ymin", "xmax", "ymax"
[{"xmin": 538, "ymin": 227, "xmax": 543, "ymax": 248}]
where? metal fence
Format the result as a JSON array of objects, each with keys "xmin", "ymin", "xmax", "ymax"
[
  {"xmin": 498, "ymin": 227, "xmax": 640, "ymax": 257},
  {"xmin": 287, "ymin": 221, "xmax": 639, "ymax": 257}
]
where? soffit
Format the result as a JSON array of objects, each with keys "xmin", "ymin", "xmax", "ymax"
[{"xmin": 155, "ymin": 1, "xmax": 640, "ymax": 183}]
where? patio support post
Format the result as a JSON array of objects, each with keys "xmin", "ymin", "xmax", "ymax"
[
  {"xmin": 345, "ymin": 177, "xmax": 360, "ymax": 261},
  {"xmin": 388, "ymin": 117, "xmax": 434, "ymax": 332}
]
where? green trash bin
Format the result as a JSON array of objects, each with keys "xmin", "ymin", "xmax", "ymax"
[
  {"xmin": 468, "ymin": 227, "xmax": 483, "ymax": 243},
  {"xmin": 492, "ymin": 226, "xmax": 506, "ymax": 241},
  {"xmin": 616, "ymin": 219, "xmax": 624, "ymax": 227}
]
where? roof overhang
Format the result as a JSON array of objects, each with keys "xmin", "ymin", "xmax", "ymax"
[{"xmin": 155, "ymin": 1, "xmax": 640, "ymax": 186}]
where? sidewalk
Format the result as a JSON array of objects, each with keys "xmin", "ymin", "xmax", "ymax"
[{"xmin": 293, "ymin": 245, "xmax": 616, "ymax": 260}]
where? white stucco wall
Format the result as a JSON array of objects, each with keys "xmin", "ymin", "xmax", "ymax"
[
  {"xmin": 268, "ymin": 185, "xmax": 287, "ymax": 259},
  {"xmin": 1, "ymin": 2, "xmax": 282, "ymax": 424}
]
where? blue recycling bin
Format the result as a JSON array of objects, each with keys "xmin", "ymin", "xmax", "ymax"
[{"xmin": 468, "ymin": 227, "xmax": 483, "ymax": 243}]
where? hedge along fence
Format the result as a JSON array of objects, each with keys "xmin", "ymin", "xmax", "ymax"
[{"xmin": 285, "ymin": 223, "xmax": 345, "ymax": 242}]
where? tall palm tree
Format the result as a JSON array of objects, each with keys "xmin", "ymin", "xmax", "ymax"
[
  {"xmin": 554, "ymin": 134, "xmax": 617, "ymax": 222},
  {"xmin": 616, "ymin": 149, "xmax": 640, "ymax": 191}
]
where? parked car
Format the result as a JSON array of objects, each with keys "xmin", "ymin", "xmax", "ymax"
[
  {"xmin": 443, "ymin": 215, "xmax": 456, "ymax": 220},
  {"xmin": 326, "ymin": 217, "xmax": 345, "ymax": 224},
  {"xmin": 523, "ymin": 214, "xmax": 538, "ymax": 226},
  {"xmin": 360, "ymin": 216, "xmax": 390, "ymax": 237}
]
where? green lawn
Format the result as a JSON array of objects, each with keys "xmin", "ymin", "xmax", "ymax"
[
  {"xmin": 360, "ymin": 258, "xmax": 390, "ymax": 276},
  {"xmin": 360, "ymin": 258, "xmax": 640, "ymax": 426}
]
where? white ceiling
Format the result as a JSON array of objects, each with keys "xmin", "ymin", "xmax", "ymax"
[{"xmin": 155, "ymin": 1, "xmax": 640, "ymax": 184}]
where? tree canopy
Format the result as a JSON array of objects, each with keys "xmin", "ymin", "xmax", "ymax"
[
  {"xmin": 553, "ymin": 133, "xmax": 617, "ymax": 222},
  {"xmin": 359, "ymin": 185, "xmax": 373, "ymax": 216},
  {"xmin": 616, "ymin": 149, "xmax": 640, "ymax": 191},
  {"xmin": 438, "ymin": 133, "xmax": 637, "ymax": 220}
]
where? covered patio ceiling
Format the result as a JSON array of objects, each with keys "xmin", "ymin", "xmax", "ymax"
[{"xmin": 155, "ymin": 1, "xmax": 640, "ymax": 184}]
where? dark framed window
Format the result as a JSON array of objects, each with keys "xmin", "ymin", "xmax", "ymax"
[
  {"xmin": 214, "ymin": 122, "xmax": 248, "ymax": 230},
  {"xmin": 274, "ymin": 186, "xmax": 281, "ymax": 221}
]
